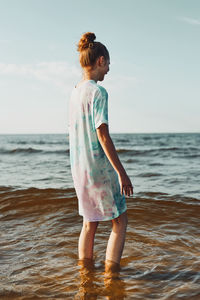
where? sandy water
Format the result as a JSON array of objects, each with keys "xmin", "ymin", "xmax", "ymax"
[{"xmin": 0, "ymin": 133, "xmax": 200, "ymax": 299}]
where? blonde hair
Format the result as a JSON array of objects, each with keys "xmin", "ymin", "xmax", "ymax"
[{"xmin": 77, "ymin": 32, "xmax": 109, "ymax": 68}]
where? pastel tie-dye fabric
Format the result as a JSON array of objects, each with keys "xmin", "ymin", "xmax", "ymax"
[{"xmin": 68, "ymin": 80, "xmax": 126, "ymax": 221}]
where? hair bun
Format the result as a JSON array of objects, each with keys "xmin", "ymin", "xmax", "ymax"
[{"xmin": 78, "ymin": 32, "xmax": 96, "ymax": 52}]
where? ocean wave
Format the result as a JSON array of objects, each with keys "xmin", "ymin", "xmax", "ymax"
[
  {"xmin": 137, "ymin": 172, "xmax": 163, "ymax": 177},
  {"xmin": 148, "ymin": 162, "xmax": 164, "ymax": 166},
  {"xmin": 125, "ymin": 158, "xmax": 139, "ymax": 163},
  {"xmin": 0, "ymin": 186, "xmax": 199, "ymax": 209},
  {"xmin": 1, "ymin": 145, "xmax": 198, "ymax": 157},
  {"xmin": 115, "ymin": 138, "xmax": 130, "ymax": 143},
  {"xmin": 0, "ymin": 186, "xmax": 75, "ymax": 195},
  {"xmin": 10, "ymin": 140, "xmax": 67, "ymax": 145},
  {"xmin": 116, "ymin": 149, "xmax": 154, "ymax": 155},
  {"xmin": 0, "ymin": 186, "xmax": 77, "ymax": 217},
  {"xmin": 0, "ymin": 147, "xmax": 70, "ymax": 155},
  {"xmin": 117, "ymin": 146, "xmax": 199, "ymax": 157},
  {"xmin": 136, "ymin": 191, "xmax": 200, "ymax": 205}
]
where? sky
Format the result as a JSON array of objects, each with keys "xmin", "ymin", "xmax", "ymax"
[{"xmin": 0, "ymin": 0, "xmax": 199, "ymax": 134}]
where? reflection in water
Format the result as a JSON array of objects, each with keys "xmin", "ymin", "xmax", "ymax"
[
  {"xmin": 104, "ymin": 273, "xmax": 126, "ymax": 299},
  {"xmin": 75, "ymin": 259, "xmax": 99, "ymax": 299},
  {"xmin": 104, "ymin": 260, "xmax": 126, "ymax": 299},
  {"xmin": 75, "ymin": 259, "xmax": 126, "ymax": 299}
]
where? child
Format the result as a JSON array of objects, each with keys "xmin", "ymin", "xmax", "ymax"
[{"xmin": 68, "ymin": 32, "xmax": 133, "ymax": 271}]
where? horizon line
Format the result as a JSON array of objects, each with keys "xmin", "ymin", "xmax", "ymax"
[{"xmin": 0, "ymin": 131, "xmax": 199, "ymax": 135}]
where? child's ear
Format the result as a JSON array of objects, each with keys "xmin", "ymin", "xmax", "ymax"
[
  {"xmin": 99, "ymin": 56, "xmax": 105, "ymax": 66},
  {"xmin": 96, "ymin": 56, "xmax": 101, "ymax": 67}
]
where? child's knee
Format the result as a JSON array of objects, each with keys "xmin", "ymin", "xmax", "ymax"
[
  {"xmin": 82, "ymin": 221, "xmax": 99, "ymax": 233},
  {"xmin": 112, "ymin": 212, "xmax": 128, "ymax": 229}
]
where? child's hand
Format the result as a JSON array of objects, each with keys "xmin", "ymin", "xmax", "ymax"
[{"xmin": 118, "ymin": 171, "xmax": 133, "ymax": 197}]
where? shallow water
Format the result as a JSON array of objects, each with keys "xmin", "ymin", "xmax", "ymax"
[{"xmin": 0, "ymin": 133, "xmax": 200, "ymax": 299}]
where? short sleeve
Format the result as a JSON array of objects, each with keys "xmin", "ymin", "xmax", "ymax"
[{"xmin": 93, "ymin": 87, "xmax": 109, "ymax": 129}]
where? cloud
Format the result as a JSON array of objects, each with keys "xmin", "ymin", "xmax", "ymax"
[
  {"xmin": 0, "ymin": 61, "xmax": 81, "ymax": 95},
  {"xmin": 0, "ymin": 61, "xmax": 139, "ymax": 96},
  {"xmin": 178, "ymin": 16, "xmax": 200, "ymax": 26}
]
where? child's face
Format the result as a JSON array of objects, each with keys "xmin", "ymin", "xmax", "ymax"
[{"xmin": 98, "ymin": 57, "xmax": 110, "ymax": 81}]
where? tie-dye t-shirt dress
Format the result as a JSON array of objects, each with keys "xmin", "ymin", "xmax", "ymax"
[{"xmin": 68, "ymin": 79, "xmax": 126, "ymax": 221}]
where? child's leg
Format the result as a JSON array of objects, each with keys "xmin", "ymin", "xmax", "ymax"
[
  {"xmin": 78, "ymin": 219, "xmax": 99, "ymax": 260},
  {"xmin": 105, "ymin": 211, "xmax": 128, "ymax": 265}
]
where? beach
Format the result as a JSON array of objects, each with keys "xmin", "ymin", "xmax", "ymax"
[{"xmin": 0, "ymin": 133, "xmax": 200, "ymax": 299}]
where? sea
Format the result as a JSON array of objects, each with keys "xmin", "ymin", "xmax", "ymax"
[{"xmin": 0, "ymin": 132, "xmax": 199, "ymax": 299}]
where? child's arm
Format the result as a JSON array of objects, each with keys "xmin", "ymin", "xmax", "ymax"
[{"xmin": 96, "ymin": 124, "xmax": 133, "ymax": 196}]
